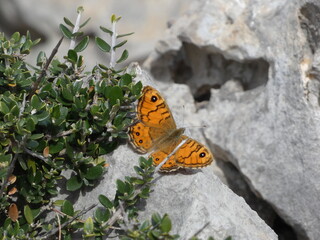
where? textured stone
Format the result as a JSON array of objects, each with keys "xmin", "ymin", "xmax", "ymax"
[{"xmin": 143, "ymin": 0, "xmax": 320, "ymax": 239}]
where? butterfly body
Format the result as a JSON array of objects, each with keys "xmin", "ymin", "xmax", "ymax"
[{"xmin": 129, "ymin": 86, "xmax": 213, "ymax": 172}]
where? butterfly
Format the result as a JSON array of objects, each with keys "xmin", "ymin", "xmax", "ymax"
[{"xmin": 129, "ymin": 85, "xmax": 213, "ymax": 172}]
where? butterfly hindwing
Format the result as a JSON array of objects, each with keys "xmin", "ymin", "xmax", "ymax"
[
  {"xmin": 174, "ymin": 136, "xmax": 213, "ymax": 168},
  {"xmin": 129, "ymin": 122, "xmax": 152, "ymax": 153}
]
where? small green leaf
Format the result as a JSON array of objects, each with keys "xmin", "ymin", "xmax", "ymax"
[
  {"xmin": 132, "ymin": 81, "xmax": 143, "ymax": 95},
  {"xmin": 35, "ymin": 111, "xmax": 50, "ymax": 122},
  {"xmin": 49, "ymin": 141, "xmax": 64, "ymax": 154},
  {"xmin": 24, "ymin": 205, "xmax": 34, "ymax": 224},
  {"xmin": 98, "ymin": 195, "xmax": 113, "ymax": 209},
  {"xmin": 63, "ymin": 17, "xmax": 74, "ymax": 27},
  {"xmin": 113, "ymin": 40, "xmax": 127, "ymax": 50},
  {"xmin": 31, "ymin": 95, "xmax": 41, "ymax": 110},
  {"xmin": 0, "ymin": 102, "xmax": 9, "ymax": 114},
  {"xmin": 84, "ymin": 217, "xmax": 94, "ymax": 234},
  {"xmin": 80, "ymin": 18, "xmax": 91, "ymax": 28},
  {"xmin": 100, "ymin": 26, "xmax": 113, "ymax": 35},
  {"xmin": 94, "ymin": 208, "xmax": 110, "ymax": 223},
  {"xmin": 109, "ymin": 86, "xmax": 123, "ymax": 105},
  {"xmin": 29, "ymin": 133, "xmax": 44, "ymax": 140},
  {"xmin": 151, "ymin": 213, "xmax": 162, "ymax": 225},
  {"xmin": 36, "ymin": 51, "xmax": 46, "ymax": 66},
  {"xmin": 59, "ymin": 24, "xmax": 72, "ymax": 39},
  {"xmin": 53, "ymin": 200, "xmax": 65, "ymax": 206},
  {"xmin": 67, "ymin": 49, "xmax": 78, "ymax": 63},
  {"xmin": 119, "ymin": 74, "xmax": 132, "ymax": 86},
  {"xmin": 139, "ymin": 220, "xmax": 150, "ymax": 231},
  {"xmin": 160, "ymin": 214, "xmax": 172, "ymax": 233},
  {"xmin": 74, "ymin": 36, "xmax": 89, "ymax": 52},
  {"xmin": 61, "ymin": 87, "xmax": 74, "ymax": 102},
  {"xmin": 62, "ymin": 200, "xmax": 74, "ymax": 216},
  {"xmin": 66, "ymin": 175, "xmax": 83, "ymax": 191},
  {"xmin": 84, "ymin": 165, "xmax": 104, "ymax": 180},
  {"xmin": 95, "ymin": 37, "xmax": 111, "ymax": 52},
  {"xmin": 117, "ymin": 32, "xmax": 134, "ymax": 38},
  {"xmin": 116, "ymin": 179, "xmax": 126, "ymax": 193},
  {"xmin": 116, "ymin": 49, "xmax": 128, "ymax": 63}
]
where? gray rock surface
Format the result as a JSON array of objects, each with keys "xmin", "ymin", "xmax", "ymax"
[{"xmin": 143, "ymin": 0, "xmax": 320, "ymax": 239}]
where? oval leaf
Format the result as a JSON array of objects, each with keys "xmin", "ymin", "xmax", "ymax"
[
  {"xmin": 98, "ymin": 195, "xmax": 113, "ymax": 209},
  {"xmin": 67, "ymin": 49, "xmax": 78, "ymax": 63},
  {"xmin": 95, "ymin": 37, "xmax": 111, "ymax": 52},
  {"xmin": 83, "ymin": 217, "xmax": 94, "ymax": 234},
  {"xmin": 113, "ymin": 40, "xmax": 127, "ymax": 50},
  {"xmin": 74, "ymin": 36, "xmax": 89, "ymax": 52},
  {"xmin": 66, "ymin": 175, "xmax": 83, "ymax": 191},
  {"xmin": 100, "ymin": 26, "xmax": 113, "ymax": 35},
  {"xmin": 160, "ymin": 214, "xmax": 172, "ymax": 233},
  {"xmin": 63, "ymin": 17, "xmax": 74, "ymax": 27},
  {"xmin": 59, "ymin": 24, "xmax": 72, "ymax": 39},
  {"xmin": 62, "ymin": 200, "xmax": 74, "ymax": 216},
  {"xmin": 116, "ymin": 49, "xmax": 128, "ymax": 63},
  {"xmin": 84, "ymin": 165, "xmax": 104, "ymax": 180},
  {"xmin": 24, "ymin": 205, "xmax": 33, "ymax": 224}
]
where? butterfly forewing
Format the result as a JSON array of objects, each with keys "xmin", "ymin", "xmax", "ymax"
[{"xmin": 137, "ymin": 86, "xmax": 176, "ymax": 130}]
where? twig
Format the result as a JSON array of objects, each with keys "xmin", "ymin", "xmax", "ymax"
[
  {"xmin": 190, "ymin": 222, "xmax": 210, "ymax": 238},
  {"xmin": 0, "ymin": 135, "xmax": 28, "ymax": 198},
  {"xmin": 0, "ymin": 153, "xmax": 19, "ymax": 198},
  {"xmin": 40, "ymin": 204, "xmax": 97, "ymax": 239},
  {"xmin": 69, "ymin": 10, "xmax": 82, "ymax": 50},
  {"xmin": 28, "ymin": 37, "xmax": 64, "ymax": 100},
  {"xmin": 110, "ymin": 20, "xmax": 117, "ymax": 68},
  {"xmin": 51, "ymin": 207, "xmax": 85, "ymax": 223},
  {"xmin": 119, "ymin": 201, "xmax": 129, "ymax": 231},
  {"xmin": 24, "ymin": 148, "xmax": 50, "ymax": 164},
  {"xmin": 54, "ymin": 211, "xmax": 62, "ymax": 240},
  {"xmin": 19, "ymin": 93, "xmax": 26, "ymax": 118},
  {"xmin": 154, "ymin": 138, "xmax": 188, "ymax": 173}
]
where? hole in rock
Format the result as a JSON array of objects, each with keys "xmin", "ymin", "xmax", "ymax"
[
  {"xmin": 299, "ymin": 3, "xmax": 320, "ymax": 54},
  {"xmin": 150, "ymin": 42, "xmax": 269, "ymax": 102},
  {"xmin": 212, "ymin": 145, "xmax": 298, "ymax": 240}
]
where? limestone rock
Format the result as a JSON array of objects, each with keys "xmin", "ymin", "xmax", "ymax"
[{"xmin": 144, "ymin": 0, "xmax": 320, "ymax": 239}]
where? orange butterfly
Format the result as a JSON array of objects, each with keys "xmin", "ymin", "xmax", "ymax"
[{"xmin": 129, "ymin": 86, "xmax": 213, "ymax": 172}]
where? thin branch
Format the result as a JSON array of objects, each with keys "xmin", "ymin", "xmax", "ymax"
[
  {"xmin": 54, "ymin": 211, "xmax": 62, "ymax": 240},
  {"xmin": 0, "ymin": 153, "xmax": 19, "ymax": 198},
  {"xmin": 69, "ymin": 11, "xmax": 82, "ymax": 50},
  {"xmin": 19, "ymin": 93, "xmax": 26, "ymax": 118},
  {"xmin": 24, "ymin": 147, "xmax": 50, "ymax": 164},
  {"xmin": 110, "ymin": 21, "xmax": 117, "ymax": 68},
  {"xmin": 51, "ymin": 207, "xmax": 85, "ymax": 223},
  {"xmin": 28, "ymin": 37, "xmax": 64, "ymax": 100},
  {"xmin": 190, "ymin": 222, "xmax": 210, "ymax": 238},
  {"xmin": 40, "ymin": 204, "xmax": 97, "ymax": 239},
  {"xmin": 154, "ymin": 138, "xmax": 188, "ymax": 173}
]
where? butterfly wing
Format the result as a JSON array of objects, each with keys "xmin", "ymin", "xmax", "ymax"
[
  {"xmin": 174, "ymin": 135, "xmax": 213, "ymax": 168},
  {"xmin": 137, "ymin": 86, "xmax": 176, "ymax": 129},
  {"xmin": 129, "ymin": 86, "xmax": 177, "ymax": 153},
  {"xmin": 151, "ymin": 135, "xmax": 213, "ymax": 172}
]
